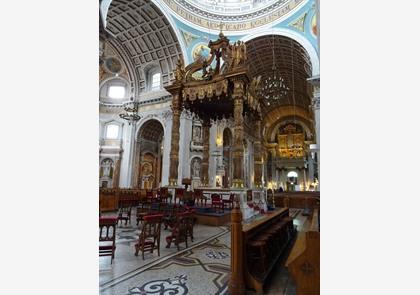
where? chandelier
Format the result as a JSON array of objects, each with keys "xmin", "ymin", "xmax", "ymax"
[
  {"xmin": 119, "ymin": 101, "xmax": 141, "ymax": 125},
  {"xmin": 257, "ymin": 67, "xmax": 289, "ymax": 102},
  {"xmin": 257, "ymin": 34, "xmax": 289, "ymax": 104}
]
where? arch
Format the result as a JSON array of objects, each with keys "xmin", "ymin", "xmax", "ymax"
[
  {"xmin": 267, "ymin": 117, "xmax": 314, "ymax": 142},
  {"xmin": 133, "ymin": 118, "xmax": 165, "ymax": 188},
  {"xmin": 135, "ymin": 117, "xmax": 166, "ymax": 141},
  {"xmin": 287, "ymin": 171, "xmax": 298, "ymax": 178},
  {"xmin": 99, "ymin": 76, "xmax": 131, "ymax": 102},
  {"xmin": 104, "ymin": 0, "xmax": 187, "ymax": 68},
  {"xmin": 240, "ymin": 28, "xmax": 319, "ymax": 76}
]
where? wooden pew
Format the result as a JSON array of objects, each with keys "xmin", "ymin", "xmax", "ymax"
[
  {"xmin": 286, "ymin": 209, "xmax": 320, "ymax": 295},
  {"xmin": 99, "ymin": 188, "xmax": 119, "ymax": 212},
  {"xmin": 228, "ymin": 205, "xmax": 296, "ymax": 294}
]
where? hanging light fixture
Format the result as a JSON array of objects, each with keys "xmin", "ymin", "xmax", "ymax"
[
  {"xmin": 119, "ymin": 100, "xmax": 141, "ymax": 125},
  {"xmin": 257, "ymin": 34, "xmax": 289, "ymax": 104}
]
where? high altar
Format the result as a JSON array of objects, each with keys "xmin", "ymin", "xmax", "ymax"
[{"xmin": 164, "ymin": 32, "xmax": 265, "ymax": 210}]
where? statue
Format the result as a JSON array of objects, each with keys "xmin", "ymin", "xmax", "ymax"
[
  {"xmin": 192, "ymin": 159, "xmax": 200, "ymax": 178},
  {"xmin": 193, "ymin": 126, "xmax": 201, "ymax": 142}
]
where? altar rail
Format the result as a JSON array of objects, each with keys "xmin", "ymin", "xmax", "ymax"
[
  {"xmin": 99, "ymin": 188, "xmax": 147, "ymax": 211},
  {"xmin": 269, "ymin": 191, "xmax": 320, "ymax": 209}
]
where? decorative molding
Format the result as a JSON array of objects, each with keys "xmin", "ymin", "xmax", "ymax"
[
  {"xmin": 180, "ymin": 29, "xmax": 199, "ymax": 47},
  {"xmin": 161, "ymin": 0, "xmax": 306, "ymax": 33},
  {"xmin": 289, "ymin": 12, "xmax": 307, "ymax": 32}
]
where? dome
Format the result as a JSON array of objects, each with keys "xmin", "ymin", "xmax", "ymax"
[{"xmin": 163, "ymin": 0, "xmax": 306, "ymax": 33}]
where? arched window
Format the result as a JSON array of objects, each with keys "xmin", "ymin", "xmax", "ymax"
[
  {"xmin": 105, "ymin": 124, "xmax": 119, "ymax": 139},
  {"xmin": 287, "ymin": 171, "xmax": 298, "ymax": 178},
  {"xmin": 107, "ymin": 85, "xmax": 125, "ymax": 99},
  {"xmin": 100, "ymin": 77, "xmax": 129, "ymax": 102},
  {"xmin": 151, "ymin": 73, "xmax": 161, "ymax": 90}
]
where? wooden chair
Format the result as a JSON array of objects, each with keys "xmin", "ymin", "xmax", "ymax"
[
  {"xmin": 117, "ymin": 206, "xmax": 132, "ymax": 226},
  {"xmin": 159, "ymin": 187, "xmax": 169, "ymax": 204},
  {"xmin": 136, "ymin": 201, "xmax": 151, "ymax": 226},
  {"xmin": 134, "ymin": 214, "xmax": 163, "ymax": 260},
  {"xmin": 193, "ymin": 189, "xmax": 207, "ymax": 207},
  {"xmin": 165, "ymin": 211, "xmax": 194, "ymax": 250},
  {"xmin": 211, "ymin": 193, "xmax": 224, "ymax": 213},
  {"xmin": 222, "ymin": 193, "xmax": 234, "ymax": 210},
  {"xmin": 99, "ymin": 217, "xmax": 118, "ymax": 263},
  {"xmin": 174, "ymin": 188, "xmax": 185, "ymax": 205}
]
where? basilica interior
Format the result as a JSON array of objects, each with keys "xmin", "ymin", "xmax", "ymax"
[{"xmin": 99, "ymin": 1, "xmax": 320, "ymax": 294}]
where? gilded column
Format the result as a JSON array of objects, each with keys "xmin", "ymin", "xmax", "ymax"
[
  {"xmin": 253, "ymin": 113, "xmax": 263, "ymax": 188},
  {"xmin": 169, "ymin": 93, "xmax": 182, "ymax": 186},
  {"xmin": 201, "ymin": 118, "xmax": 211, "ymax": 186},
  {"xmin": 232, "ymin": 80, "xmax": 245, "ymax": 188}
]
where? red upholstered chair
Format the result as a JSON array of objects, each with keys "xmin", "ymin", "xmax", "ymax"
[
  {"xmin": 211, "ymin": 193, "xmax": 224, "ymax": 213},
  {"xmin": 135, "ymin": 214, "xmax": 163, "ymax": 260},
  {"xmin": 117, "ymin": 206, "xmax": 132, "ymax": 226},
  {"xmin": 174, "ymin": 188, "xmax": 185, "ymax": 205},
  {"xmin": 165, "ymin": 211, "xmax": 195, "ymax": 250},
  {"xmin": 222, "ymin": 193, "xmax": 234, "ymax": 210},
  {"xmin": 99, "ymin": 217, "xmax": 118, "ymax": 263},
  {"xmin": 159, "ymin": 187, "xmax": 169, "ymax": 204},
  {"xmin": 146, "ymin": 190, "xmax": 154, "ymax": 202},
  {"xmin": 193, "ymin": 189, "xmax": 207, "ymax": 207}
]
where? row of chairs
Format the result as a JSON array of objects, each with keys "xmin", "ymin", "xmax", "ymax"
[{"xmin": 99, "ymin": 205, "xmax": 196, "ymax": 262}]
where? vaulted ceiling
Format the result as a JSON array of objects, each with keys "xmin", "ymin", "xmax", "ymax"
[
  {"xmin": 105, "ymin": 0, "xmax": 183, "ymax": 94},
  {"xmin": 138, "ymin": 119, "xmax": 164, "ymax": 141},
  {"xmin": 246, "ymin": 35, "xmax": 312, "ymax": 114}
]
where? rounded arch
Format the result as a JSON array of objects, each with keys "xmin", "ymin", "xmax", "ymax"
[
  {"xmin": 135, "ymin": 117, "xmax": 166, "ymax": 141},
  {"xmin": 240, "ymin": 28, "xmax": 319, "ymax": 76},
  {"xmin": 133, "ymin": 118, "xmax": 165, "ymax": 188},
  {"xmin": 103, "ymin": 0, "xmax": 188, "ymax": 60},
  {"xmin": 267, "ymin": 117, "xmax": 314, "ymax": 142}
]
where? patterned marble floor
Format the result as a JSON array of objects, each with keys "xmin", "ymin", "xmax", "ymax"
[{"xmin": 100, "ymin": 209, "xmax": 307, "ymax": 295}]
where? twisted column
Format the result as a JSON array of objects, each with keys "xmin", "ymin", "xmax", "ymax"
[
  {"xmin": 169, "ymin": 93, "xmax": 181, "ymax": 186},
  {"xmin": 201, "ymin": 118, "xmax": 211, "ymax": 186},
  {"xmin": 232, "ymin": 80, "xmax": 245, "ymax": 188},
  {"xmin": 253, "ymin": 114, "xmax": 263, "ymax": 188}
]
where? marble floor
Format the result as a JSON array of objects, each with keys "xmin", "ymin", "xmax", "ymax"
[{"xmin": 99, "ymin": 209, "xmax": 308, "ymax": 295}]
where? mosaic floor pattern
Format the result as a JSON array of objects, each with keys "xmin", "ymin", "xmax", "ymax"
[
  {"xmin": 100, "ymin": 209, "xmax": 307, "ymax": 294},
  {"xmin": 100, "ymin": 232, "xmax": 231, "ymax": 295}
]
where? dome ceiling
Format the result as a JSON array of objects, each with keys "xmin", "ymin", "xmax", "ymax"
[
  {"xmin": 161, "ymin": 0, "xmax": 306, "ymax": 33},
  {"xmin": 246, "ymin": 34, "xmax": 312, "ymax": 114},
  {"xmin": 105, "ymin": 0, "xmax": 184, "ymax": 94}
]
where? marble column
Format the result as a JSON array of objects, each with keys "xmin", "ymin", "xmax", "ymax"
[
  {"xmin": 232, "ymin": 80, "xmax": 245, "ymax": 188},
  {"xmin": 253, "ymin": 114, "xmax": 263, "ymax": 188},
  {"xmin": 201, "ymin": 118, "xmax": 211, "ymax": 186},
  {"xmin": 127, "ymin": 122, "xmax": 137, "ymax": 188},
  {"xmin": 112, "ymin": 156, "xmax": 121, "ymax": 188},
  {"xmin": 168, "ymin": 93, "xmax": 181, "ymax": 186}
]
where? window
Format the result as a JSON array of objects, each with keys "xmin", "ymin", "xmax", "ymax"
[
  {"xmin": 151, "ymin": 73, "xmax": 161, "ymax": 90},
  {"xmin": 287, "ymin": 171, "xmax": 298, "ymax": 178},
  {"xmin": 108, "ymin": 85, "xmax": 125, "ymax": 99},
  {"xmin": 106, "ymin": 124, "xmax": 119, "ymax": 139}
]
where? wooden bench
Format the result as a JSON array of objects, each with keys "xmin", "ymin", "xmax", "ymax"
[{"xmin": 286, "ymin": 209, "xmax": 320, "ymax": 295}]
